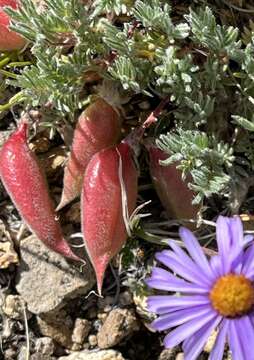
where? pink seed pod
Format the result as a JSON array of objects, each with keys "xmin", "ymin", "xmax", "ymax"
[
  {"xmin": 148, "ymin": 144, "xmax": 198, "ymax": 225},
  {"xmin": 0, "ymin": 0, "xmax": 27, "ymax": 51},
  {"xmin": 0, "ymin": 123, "xmax": 80, "ymax": 261},
  {"xmin": 56, "ymin": 98, "xmax": 121, "ymax": 211},
  {"xmin": 81, "ymin": 141, "xmax": 138, "ymax": 295}
]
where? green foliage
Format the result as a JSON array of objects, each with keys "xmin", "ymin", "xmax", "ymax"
[
  {"xmin": 157, "ymin": 130, "xmax": 235, "ymax": 204},
  {"xmin": 186, "ymin": 6, "xmax": 241, "ymax": 57},
  {"xmin": 3, "ymin": 0, "xmax": 254, "ymax": 207}
]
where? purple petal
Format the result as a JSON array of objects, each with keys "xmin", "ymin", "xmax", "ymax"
[
  {"xmin": 216, "ymin": 216, "xmax": 231, "ymax": 274},
  {"xmin": 169, "ymin": 243, "xmax": 211, "ymax": 285},
  {"xmin": 152, "ymin": 304, "xmax": 212, "ymax": 331},
  {"xmin": 163, "ymin": 309, "xmax": 217, "ymax": 348},
  {"xmin": 183, "ymin": 316, "xmax": 222, "ymax": 360},
  {"xmin": 155, "ymin": 252, "xmax": 210, "ymax": 287},
  {"xmin": 145, "ymin": 277, "xmax": 209, "ymax": 294},
  {"xmin": 242, "ymin": 245, "xmax": 254, "ymax": 278},
  {"xmin": 164, "ymin": 246, "xmax": 212, "ymax": 286},
  {"xmin": 209, "ymin": 319, "xmax": 229, "ymax": 360},
  {"xmin": 228, "ymin": 216, "xmax": 243, "ymax": 247},
  {"xmin": 150, "ymin": 267, "xmax": 174, "ymax": 281},
  {"xmin": 243, "ymin": 235, "xmax": 254, "ymax": 246},
  {"xmin": 236, "ymin": 316, "xmax": 254, "ymax": 360},
  {"xmin": 179, "ymin": 227, "xmax": 214, "ymax": 279},
  {"xmin": 210, "ymin": 255, "xmax": 223, "ymax": 278},
  {"xmin": 228, "ymin": 218, "xmax": 244, "ymax": 270},
  {"xmin": 147, "ymin": 295, "xmax": 210, "ymax": 314},
  {"xmin": 228, "ymin": 320, "xmax": 245, "ymax": 360}
]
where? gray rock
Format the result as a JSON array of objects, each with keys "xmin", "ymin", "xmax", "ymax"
[
  {"xmin": 36, "ymin": 315, "xmax": 73, "ymax": 349},
  {"xmin": 34, "ymin": 337, "xmax": 55, "ymax": 355},
  {"xmin": 3, "ymin": 295, "xmax": 32, "ymax": 320},
  {"xmin": 158, "ymin": 348, "xmax": 179, "ymax": 360},
  {"xmin": 72, "ymin": 318, "xmax": 91, "ymax": 344},
  {"xmin": 58, "ymin": 350, "xmax": 126, "ymax": 360},
  {"xmin": 16, "ymin": 235, "xmax": 95, "ymax": 315},
  {"xmin": 30, "ymin": 355, "xmax": 56, "ymax": 360},
  {"xmin": 88, "ymin": 334, "xmax": 98, "ymax": 347},
  {"xmin": 175, "ymin": 354, "xmax": 184, "ymax": 360},
  {"xmin": 97, "ymin": 308, "xmax": 139, "ymax": 349}
]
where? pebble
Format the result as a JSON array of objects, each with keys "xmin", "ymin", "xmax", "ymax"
[
  {"xmin": 34, "ymin": 337, "xmax": 55, "ymax": 355},
  {"xmin": 72, "ymin": 318, "xmax": 91, "ymax": 344},
  {"xmin": 36, "ymin": 315, "xmax": 73, "ymax": 349},
  {"xmin": 58, "ymin": 349, "xmax": 126, "ymax": 360},
  {"xmin": 97, "ymin": 312, "xmax": 107, "ymax": 322},
  {"xmin": 16, "ymin": 235, "xmax": 95, "ymax": 315},
  {"xmin": 88, "ymin": 334, "xmax": 98, "ymax": 347},
  {"xmin": 97, "ymin": 308, "xmax": 139, "ymax": 349},
  {"xmin": 176, "ymin": 353, "xmax": 184, "ymax": 360},
  {"xmin": 3, "ymin": 295, "xmax": 31, "ymax": 320},
  {"xmin": 158, "ymin": 348, "xmax": 179, "ymax": 360}
]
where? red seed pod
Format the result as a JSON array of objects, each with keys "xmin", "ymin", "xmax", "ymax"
[
  {"xmin": 81, "ymin": 141, "xmax": 138, "ymax": 295},
  {"xmin": 148, "ymin": 144, "xmax": 198, "ymax": 224},
  {"xmin": 57, "ymin": 98, "xmax": 121, "ymax": 210},
  {"xmin": 0, "ymin": 123, "xmax": 80, "ymax": 261},
  {"xmin": 0, "ymin": 0, "xmax": 27, "ymax": 51}
]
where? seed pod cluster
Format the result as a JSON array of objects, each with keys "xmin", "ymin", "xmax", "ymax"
[{"xmin": 0, "ymin": 99, "xmax": 138, "ymax": 294}]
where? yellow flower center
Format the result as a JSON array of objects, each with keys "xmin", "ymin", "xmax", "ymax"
[{"xmin": 210, "ymin": 274, "xmax": 254, "ymax": 317}]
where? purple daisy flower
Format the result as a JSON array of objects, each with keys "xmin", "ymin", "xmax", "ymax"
[{"xmin": 146, "ymin": 216, "xmax": 254, "ymax": 360}]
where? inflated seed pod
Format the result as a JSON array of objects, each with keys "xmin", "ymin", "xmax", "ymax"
[
  {"xmin": 56, "ymin": 98, "xmax": 121, "ymax": 210},
  {"xmin": 0, "ymin": 0, "xmax": 27, "ymax": 51},
  {"xmin": 148, "ymin": 144, "xmax": 198, "ymax": 224},
  {"xmin": 0, "ymin": 123, "xmax": 80, "ymax": 261},
  {"xmin": 81, "ymin": 141, "xmax": 138, "ymax": 295}
]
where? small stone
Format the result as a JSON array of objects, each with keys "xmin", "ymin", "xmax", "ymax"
[
  {"xmin": 0, "ymin": 241, "xmax": 19, "ymax": 269},
  {"xmin": 35, "ymin": 337, "xmax": 55, "ymax": 355},
  {"xmin": 3, "ymin": 295, "xmax": 31, "ymax": 320},
  {"xmin": 97, "ymin": 312, "xmax": 107, "ymax": 322},
  {"xmin": 71, "ymin": 343, "xmax": 83, "ymax": 351},
  {"xmin": 18, "ymin": 346, "xmax": 27, "ymax": 360},
  {"xmin": 4, "ymin": 348, "xmax": 17, "ymax": 359},
  {"xmin": 29, "ymin": 135, "xmax": 51, "ymax": 154},
  {"xmin": 158, "ymin": 348, "xmax": 178, "ymax": 360},
  {"xmin": 58, "ymin": 350, "xmax": 126, "ymax": 360},
  {"xmin": 72, "ymin": 318, "xmax": 91, "ymax": 344},
  {"xmin": 30, "ymin": 355, "xmax": 56, "ymax": 360},
  {"xmin": 97, "ymin": 308, "xmax": 139, "ymax": 349},
  {"xmin": 37, "ymin": 315, "xmax": 73, "ymax": 349},
  {"xmin": 88, "ymin": 335, "xmax": 98, "ymax": 347},
  {"xmin": 103, "ymin": 305, "xmax": 112, "ymax": 313},
  {"xmin": 119, "ymin": 291, "xmax": 133, "ymax": 306},
  {"xmin": 16, "ymin": 235, "xmax": 95, "ymax": 315},
  {"xmin": 175, "ymin": 353, "xmax": 184, "ymax": 360}
]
